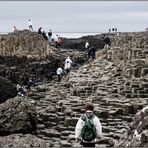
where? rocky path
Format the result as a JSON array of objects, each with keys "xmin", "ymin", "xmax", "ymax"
[{"xmin": 27, "ymin": 55, "xmax": 146, "ymax": 147}]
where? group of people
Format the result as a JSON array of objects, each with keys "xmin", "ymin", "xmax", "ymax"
[
  {"xmin": 109, "ymin": 27, "xmax": 118, "ymax": 33},
  {"xmin": 16, "ymin": 78, "xmax": 35, "ymax": 97},
  {"xmin": 38, "ymin": 27, "xmax": 52, "ymax": 41},
  {"xmin": 56, "ymin": 56, "xmax": 73, "ymax": 81},
  {"xmin": 85, "ymin": 42, "xmax": 96, "ymax": 59}
]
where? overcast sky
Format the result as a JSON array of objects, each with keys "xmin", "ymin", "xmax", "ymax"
[{"xmin": 0, "ymin": 1, "xmax": 148, "ymax": 37}]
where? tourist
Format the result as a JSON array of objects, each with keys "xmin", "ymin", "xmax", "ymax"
[
  {"xmin": 26, "ymin": 78, "xmax": 35, "ymax": 91},
  {"xmin": 16, "ymin": 84, "xmax": 26, "ymax": 96},
  {"xmin": 28, "ymin": 19, "xmax": 33, "ymax": 31},
  {"xmin": 109, "ymin": 28, "xmax": 111, "ymax": 33},
  {"xmin": 115, "ymin": 28, "xmax": 117, "ymax": 32},
  {"xmin": 13, "ymin": 26, "xmax": 18, "ymax": 32},
  {"xmin": 48, "ymin": 29, "xmax": 52, "ymax": 42},
  {"xmin": 104, "ymin": 35, "xmax": 111, "ymax": 49},
  {"xmin": 38, "ymin": 27, "xmax": 43, "ymax": 35},
  {"xmin": 55, "ymin": 34, "xmax": 62, "ymax": 48},
  {"xmin": 75, "ymin": 103, "xmax": 102, "ymax": 147},
  {"xmin": 91, "ymin": 47, "xmax": 96, "ymax": 59},
  {"xmin": 87, "ymin": 47, "xmax": 92, "ymax": 59},
  {"xmin": 85, "ymin": 41, "xmax": 89, "ymax": 50},
  {"xmin": 42, "ymin": 31, "xmax": 48, "ymax": 40},
  {"xmin": 56, "ymin": 67, "xmax": 63, "ymax": 81},
  {"xmin": 64, "ymin": 56, "xmax": 73, "ymax": 73}
]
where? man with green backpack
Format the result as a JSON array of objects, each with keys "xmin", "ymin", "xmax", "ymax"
[{"xmin": 75, "ymin": 103, "xmax": 102, "ymax": 147}]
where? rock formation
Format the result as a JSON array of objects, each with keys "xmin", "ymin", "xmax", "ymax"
[
  {"xmin": 0, "ymin": 31, "xmax": 148, "ymax": 147},
  {"xmin": 0, "ymin": 97, "xmax": 36, "ymax": 135},
  {"xmin": 114, "ymin": 106, "xmax": 148, "ymax": 147}
]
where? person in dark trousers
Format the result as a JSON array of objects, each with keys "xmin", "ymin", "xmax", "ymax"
[
  {"xmin": 42, "ymin": 31, "xmax": 48, "ymax": 40},
  {"xmin": 91, "ymin": 47, "xmax": 96, "ymax": 59},
  {"xmin": 104, "ymin": 35, "xmax": 111, "ymax": 49},
  {"xmin": 26, "ymin": 78, "xmax": 35, "ymax": 91},
  {"xmin": 48, "ymin": 29, "xmax": 52, "ymax": 42},
  {"xmin": 86, "ymin": 48, "xmax": 91, "ymax": 59},
  {"xmin": 38, "ymin": 27, "xmax": 43, "ymax": 35},
  {"xmin": 75, "ymin": 103, "xmax": 102, "ymax": 147}
]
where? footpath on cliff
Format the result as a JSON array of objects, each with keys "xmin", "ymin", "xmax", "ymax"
[{"xmin": 0, "ymin": 31, "xmax": 148, "ymax": 147}]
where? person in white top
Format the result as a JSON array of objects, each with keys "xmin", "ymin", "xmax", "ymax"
[
  {"xmin": 56, "ymin": 67, "xmax": 63, "ymax": 81},
  {"xmin": 85, "ymin": 41, "xmax": 89, "ymax": 49},
  {"xmin": 75, "ymin": 103, "xmax": 102, "ymax": 147},
  {"xmin": 64, "ymin": 56, "xmax": 73, "ymax": 73},
  {"xmin": 28, "ymin": 19, "xmax": 33, "ymax": 31},
  {"xmin": 13, "ymin": 26, "xmax": 18, "ymax": 32}
]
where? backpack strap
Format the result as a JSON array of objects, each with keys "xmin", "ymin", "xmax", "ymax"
[{"xmin": 81, "ymin": 113, "xmax": 94, "ymax": 121}]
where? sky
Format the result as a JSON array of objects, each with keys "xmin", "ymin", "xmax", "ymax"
[{"xmin": 0, "ymin": 1, "xmax": 148, "ymax": 37}]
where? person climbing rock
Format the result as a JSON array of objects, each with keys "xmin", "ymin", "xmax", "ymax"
[
  {"xmin": 48, "ymin": 29, "xmax": 52, "ymax": 42},
  {"xmin": 56, "ymin": 67, "xmax": 63, "ymax": 81},
  {"xmin": 26, "ymin": 78, "xmax": 36, "ymax": 91},
  {"xmin": 64, "ymin": 56, "xmax": 73, "ymax": 73},
  {"xmin": 75, "ymin": 103, "xmax": 102, "ymax": 147},
  {"xmin": 91, "ymin": 47, "xmax": 96, "ymax": 59},
  {"xmin": 16, "ymin": 84, "xmax": 26, "ymax": 96}
]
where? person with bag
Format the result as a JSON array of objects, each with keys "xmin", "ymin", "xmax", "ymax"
[{"xmin": 75, "ymin": 103, "xmax": 102, "ymax": 147}]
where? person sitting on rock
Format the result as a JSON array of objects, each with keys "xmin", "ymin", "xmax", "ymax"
[
  {"xmin": 75, "ymin": 103, "xmax": 102, "ymax": 147},
  {"xmin": 64, "ymin": 56, "xmax": 73, "ymax": 73},
  {"xmin": 16, "ymin": 84, "xmax": 26, "ymax": 96},
  {"xmin": 56, "ymin": 67, "xmax": 63, "ymax": 81}
]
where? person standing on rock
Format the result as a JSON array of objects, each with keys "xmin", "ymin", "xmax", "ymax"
[
  {"xmin": 64, "ymin": 56, "xmax": 73, "ymax": 73},
  {"xmin": 56, "ymin": 67, "xmax": 63, "ymax": 81},
  {"xmin": 104, "ymin": 35, "xmax": 111, "ymax": 49},
  {"xmin": 28, "ymin": 19, "xmax": 33, "ymax": 31},
  {"xmin": 91, "ymin": 47, "xmax": 96, "ymax": 59},
  {"xmin": 38, "ymin": 27, "xmax": 43, "ymax": 35},
  {"xmin": 75, "ymin": 103, "xmax": 102, "ymax": 147},
  {"xmin": 48, "ymin": 29, "xmax": 52, "ymax": 42}
]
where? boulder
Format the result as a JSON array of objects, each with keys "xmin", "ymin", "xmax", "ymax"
[
  {"xmin": 0, "ymin": 97, "xmax": 36, "ymax": 135},
  {"xmin": 0, "ymin": 77, "xmax": 17, "ymax": 103}
]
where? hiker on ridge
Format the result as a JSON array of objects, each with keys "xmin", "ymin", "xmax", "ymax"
[
  {"xmin": 38, "ymin": 27, "xmax": 43, "ymax": 35},
  {"xmin": 75, "ymin": 103, "xmax": 102, "ymax": 147},
  {"xmin": 28, "ymin": 19, "xmax": 33, "ymax": 31}
]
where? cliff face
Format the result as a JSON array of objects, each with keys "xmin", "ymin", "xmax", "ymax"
[
  {"xmin": 0, "ymin": 31, "xmax": 148, "ymax": 147},
  {"xmin": 0, "ymin": 30, "xmax": 53, "ymax": 59},
  {"xmin": 0, "ymin": 30, "xmax": 87, "ymax": 84}
]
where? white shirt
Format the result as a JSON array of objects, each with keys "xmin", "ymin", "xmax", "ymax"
[
  {"xmin": 75, "ymin": 111, "xmax": 102, "ymax": 141},
  {"xmin": 85, "ymin": 42, "xmax": 89, "ymax": 48},
  {"xmin": 56, "ymin": 67, "xmax": 63, "ymax": 75},
  {"xmin": 28, "ymin": 20, "xmax": 32, "ymax": 26},
  {"xmin": 64, "ymin": 58, "xmax": 72, "ymax": 69}
]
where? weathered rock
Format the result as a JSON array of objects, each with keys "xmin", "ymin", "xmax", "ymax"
[
  {"xmin": 0, "ymin": 134, "xmax": 51, "ymax": 147},
  {"xmin": 114, "ymin": 107, "xmax": 148, "ymax": 147},
  {"xmin": 0, "ymin": 97, "xmax": 36, "ymax": 135},
  {"xmin": 0, "ymin": 77, "xmax": 17, "ymax": 103}
]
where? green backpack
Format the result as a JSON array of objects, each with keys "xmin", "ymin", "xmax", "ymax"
[{"xmin": 81, "ymin": 114, "xmax": 96, "ymax": 141}]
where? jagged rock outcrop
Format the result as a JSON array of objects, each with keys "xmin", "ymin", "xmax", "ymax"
[
  {"xmin": 0, "ymin": 97, "xmax": 36, "ymax": 135},
  {"xmin": 0, "ymin": 30, "xmax": 88, "ymax": 83},
  {"xmin": 0, "ymin": 31, "xmax": 148, "ymax": 147},
  {"xmin": 0, "ymin": 30, "xmax": 53, "ymax": 59},
  {"xmin": 0, "ymin": 77, "xmax": 17, "ymax": 103},
  {"xmin": 114, "ymin": 106, "xmax": 148, "ymax": 147}
]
